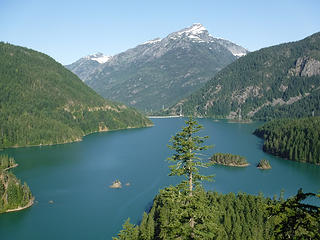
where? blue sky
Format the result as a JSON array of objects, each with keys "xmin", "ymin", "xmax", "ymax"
[{"xmin": 1, "ymin": 0, "xmax": 319, "ymax": 64}]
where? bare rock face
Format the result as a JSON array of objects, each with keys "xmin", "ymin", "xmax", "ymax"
[
  {"xmin": 66, "ymin": 24, "xmax": 248, "ymax": 111},
  {"xmin": 291, "ymin": 57, "xmax": 320, "ymax": 77},
  {"xmin": 301, "ymin": 58, "xmax": 320, "ymax": 77}
]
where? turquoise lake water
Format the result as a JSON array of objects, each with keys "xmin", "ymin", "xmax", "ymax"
[{"xmin": 0, "ymin": 118, "xmax": 319, "ymax": 239}]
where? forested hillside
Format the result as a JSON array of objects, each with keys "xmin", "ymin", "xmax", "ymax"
[
  {"xmin": 0, "ymin": 42, "xmax": 151, "ymax": 148},
  {"xmin": 254, "ymin": 117, "xmax": 320, "ymax": 165},
  {"xmin": 165, "ymin": 32, "xmax": 320, "ymax": 120}
]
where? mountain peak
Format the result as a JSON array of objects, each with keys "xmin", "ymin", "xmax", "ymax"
[
  {"xmin": 180, "ymin": 23, "xmax": 207, "ymax": 35},
  {"xmin": 85, "ymin": 52, "xmax": 111, "ymax": 64},
  {"xmin": 169, "ymin": 23, "xmax": 209, "ymax": 42},
  {"xmin": 142, "ymin": 38, "xmax": 162, "ymax": 45}
]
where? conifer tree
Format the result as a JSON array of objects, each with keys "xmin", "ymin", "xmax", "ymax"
[
  {"xmin": 268, "ymin": 188, "xmax": 320, "ymax": 239},
  {"xmin": 167, "ymin": 117, "xmax": 213, "ymax": 196},
  {"xmin": 112, "ymin": 218, "xmax": 139, "ymax": 240}
]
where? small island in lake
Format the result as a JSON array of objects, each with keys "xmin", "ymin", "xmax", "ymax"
[
  {"xmin": 110, "ymin": 180, "xmax": 122, "ymax": 189},
  {"xmin": 257, "ymin": 159, "xmax": 272, "ymax": 170},
  {"xmin": 210, "ymin": 153, "xmax": 249, "ymax": 167},
  {"xmin": 0, "ymin": 155, "xmax": 34, "ymax": 213}
]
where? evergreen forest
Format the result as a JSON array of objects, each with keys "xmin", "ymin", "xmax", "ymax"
[
  {"xmin": 254, "ymin": 117, "xmax": 320, "ymax": 165},
  {"xmin": 0, "ymin": 155, "xmax": 33, "ymax": 213},
  {"xmin": 0, "ymin": 42, "xmax": 151, "ymax": 149},
  {"xmin": 114, "ymin": 119, "xmax": 320, "ymax": 239},
  {"xmin": 210, "ymin": 153, "xmax": 248, "ymax": 167},
  {"xmin": 163, "ymin": 32, "xmax": 320, "ymax": 120}
]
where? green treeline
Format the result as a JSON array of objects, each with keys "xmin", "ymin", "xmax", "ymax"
[
  {"xmin": 163, "ymin": 32, "xmax": 320, "ymax": 120},
  {"xmin": 114, "ymin": 186, "xmax": 275, "ymax": 240},
  {"xmin": 0, "ymin": 156, "xmax": 33, "ymax": 213},
  {"xmin": 115, "ymin": 119, "xmax": 273, "ymax": 240},
  {"xmin": 254, "ymin": 117, "xmax": 320, "ymax": 165},
  {"xmin": 253, "ymin": 86, "xmax": 320, "ymax": 120},
  {"xmin": 0, "ymin": 155, "xmax": 17, "ymax": 170},
  {"xmin": 114, "ymin": 119, "xmax": 320, "ymax": 239},
  {"xmin": 211, "ymin": 153, "xmax": 248, "ymax": 166},
  {"xmin": 0, "ymin": 42, "xmax": 151, "ymax": 149},
  {"xmin": 115, "ymin": 188, "xmax": 320, "ymax": 240}
]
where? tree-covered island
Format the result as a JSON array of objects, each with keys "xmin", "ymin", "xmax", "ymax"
[
  {"xmin": 114, "ymin": 118, "xmax": 320, "ymax": 239},
  {"xmin": 257, "ymin": 159, "xmax": 272, "ymax": 170},
  {"xmin": 210, "ymin": 153, "xmax": 249, "ymax": 167},
  {"xmin": 0, "ymin": 155, "xmax": 34, "ymax": 213}
]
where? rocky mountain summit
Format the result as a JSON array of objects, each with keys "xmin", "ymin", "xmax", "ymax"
[{"xmin": 66, "ymin": 24, "xmax": 248, "ymax": 111}]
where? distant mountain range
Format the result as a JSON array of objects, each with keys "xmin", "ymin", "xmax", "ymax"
[
  {"xmin": 66, "ymin": 23, "xmax": 248, "ymax": 112},
  {"xmin": 164, "ymin": 32, "xmax": 320, "ymax": 120},
  {"xmin": 0, "ymin": 42, "xmax": 151, "ymax": 148}
]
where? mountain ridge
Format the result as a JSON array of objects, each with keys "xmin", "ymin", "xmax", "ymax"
[
  {"xmin": 163, "ymin": 32, "xmax": 320, "ymax": 120},
  {"xmin": 0, "ymin": 42, "xmax": 151, "ymax": 148},
  {"xmin": 66, "ymin": 23, "xmax": 248, "ymax": 112}
]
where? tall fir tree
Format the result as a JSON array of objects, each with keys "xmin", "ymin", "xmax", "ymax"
[{"xmin": 167, "ymin": 117, "xmax": 213, "ymax": 196}]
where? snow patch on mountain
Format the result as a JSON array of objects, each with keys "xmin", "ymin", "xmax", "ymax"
[
  {"xmin": 85, "ymin": 53, "xmax": 111, "ymax": 64},
  {"xmin": 178, "ymin": 23, "xmax": 206, "ymax": 36},
  {"xmin": 233, "ymin": 52, "xmax": 247, "ymax": 57},
  {"xmin": 91, "ymin": 55, "xmax": 111, "ymax": 63},
  {"xmin": 143, "ymin": 38, "xmax": 162, "ymax": 45}
]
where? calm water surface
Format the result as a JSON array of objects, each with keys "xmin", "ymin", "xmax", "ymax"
[{"xmin": 0, "ymin": 118, "xmax": 319, "ymax": 239}]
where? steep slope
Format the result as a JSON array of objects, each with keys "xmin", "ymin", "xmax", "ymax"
[
  {"xmin": 165, "ymin": 32, "xmax": 320, "ymax": 120},
  {"xmin": 66, "ymin": 23, "xmax": 248, "ymax": 112},
  {"xmin": 0, "ymin": 42, "xmax": 151, "ymax": 148}
]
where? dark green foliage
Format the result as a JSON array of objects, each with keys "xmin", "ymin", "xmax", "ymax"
[
  {"xmin": 253, "ymin": 117, "xmax": 320, "ymax": 165},
  {"xmin": 268, "ymin": 189, "xmax": 320, "ymax": 239},
  {"xmin": 0, "ymin": 42, "xmax": 151, "ymax": 148},
  {"xmin": 210, "ymin": 153, "xmax": 248, "ymax": 166},
  {"xmin": 253, "ymin": 80, "xmax": 320, "ymax": 121},
  {"xmin": 114, "ymin": 186, "xmax": 276, "ymax": 240},
  {"xmin": 113, "ymin": 218, "xmax": 139, "ymax": 240},
  {"xmin": 165, "ymin": 32, "xmax": 320, "ymax": 120},
  {"xmin": 167, "ymin": 118, "xmax": 213, "ymax": 195},
  {"xmin": 257, "ymin": 159, "xmax": 271, "ymax": 169},
  {"xmin": 0, "ymin": 166, "xmax": 33, "ymax": 213}
]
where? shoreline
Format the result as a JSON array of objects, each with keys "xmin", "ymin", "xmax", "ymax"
[
  {"xmin": 0, "ymin": 123, "xmax": 153, "ymax": 150},
  {"xmin": 2, "ymin": 164, "xmax": 19, "ymax": 171},
  {"xmin": 227, "ymin": 119, "xmax": 253, "ymax": 124},
  {"xmin": 148, "ymin": 115, "xmax": 182, "ymax": 119},
  {"xmin": 257, "ymin": 166, "xmax": 272, "ymax": 170},
  {"xmin": 4, "ymin": 198, "xmax": 34, "ymax": 213},
  {"xmin": 213, "ymin": 162, "xmax": 250, "ymax": 167}
]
